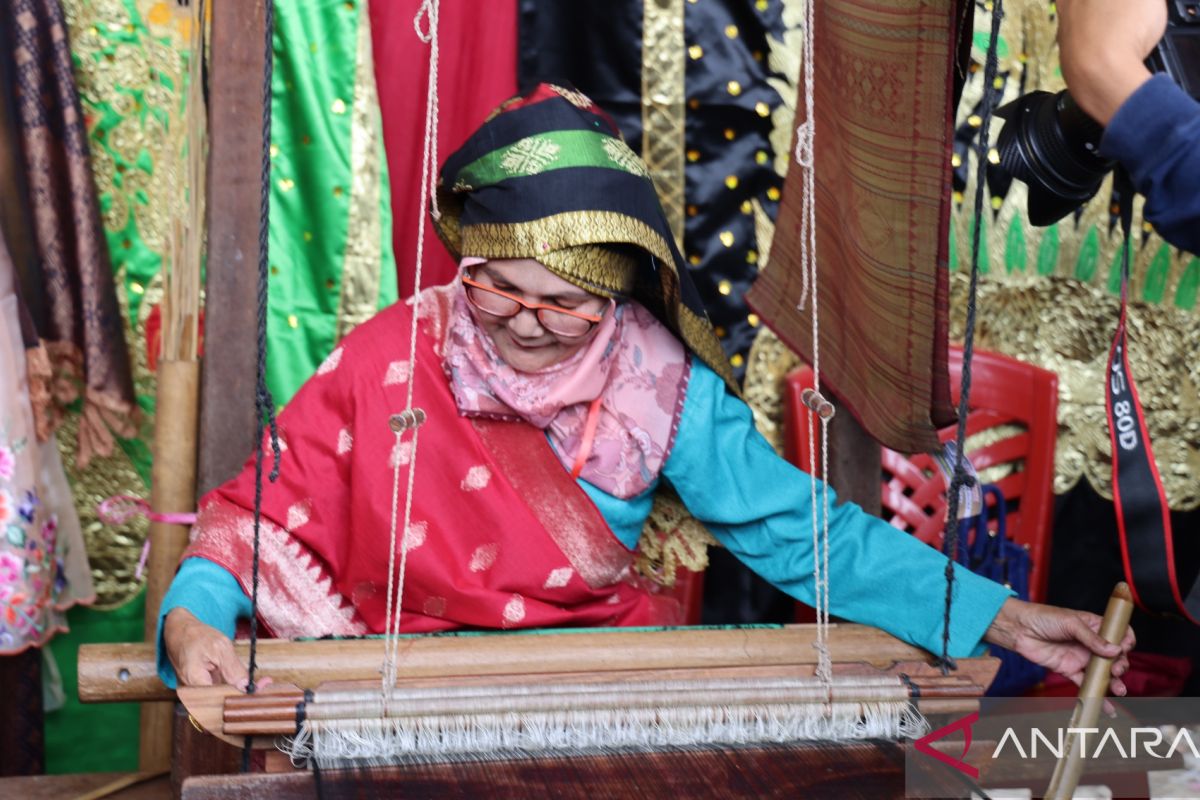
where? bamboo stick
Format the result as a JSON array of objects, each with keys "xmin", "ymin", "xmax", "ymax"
[
  {"xmin": 139, "ymin": 0, "xmax": 206, "ymax": 770},
  {"xmin": 1044, "ymin": 583, "xmax": 1134, "ymax": 800}
]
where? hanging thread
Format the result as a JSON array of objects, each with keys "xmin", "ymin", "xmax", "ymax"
[
  {"xmin": 242, "ymin": 0, "xmax": 283, "ymax": 772},
  {"xmin": 941, "ymin": 0, "xmax": 1006, "ymax": 672},
  {"xmin": 790, "ymin": 0, "xmax": 834, "ymax": 686},
  {"xmin": 380, "ymin": 0, "xmax": 440, "ymax": 705}
]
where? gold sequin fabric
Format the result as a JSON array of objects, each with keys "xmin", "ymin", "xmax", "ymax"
[{"xmin": 950, "ymin": 273, "xmax": 1200, "ymax": 510}]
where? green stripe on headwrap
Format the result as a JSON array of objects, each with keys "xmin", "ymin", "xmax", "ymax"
[{"xmin": 456, "ymin": 130, "xmax": 649, "ymax": 188}]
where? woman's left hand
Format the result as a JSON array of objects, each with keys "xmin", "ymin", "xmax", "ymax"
[{"xmin": 983, "ymin": 597, "xmax": 1136, "ymax": 696}]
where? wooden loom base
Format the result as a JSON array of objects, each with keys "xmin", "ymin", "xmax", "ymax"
[
  {"xmin": 182, "ymin": 740, "xmax": 968, "ymax": 799},
  {"xmin": 80, "ymin": 623, "xmax": 999, "ymax": 704},
  {"xmin": 180, "ymin": 664, "xmax": 999, "ymax": 750}
]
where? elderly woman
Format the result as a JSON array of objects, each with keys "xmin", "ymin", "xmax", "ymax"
[{"xmin": 161, "ymin": 85, "xmax": 1132, "ymax": 691}]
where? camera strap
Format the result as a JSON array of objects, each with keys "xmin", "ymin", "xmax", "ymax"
[{"xmin": 1107, "ymin": 176, "xmax": 1198, "ymax": 622}]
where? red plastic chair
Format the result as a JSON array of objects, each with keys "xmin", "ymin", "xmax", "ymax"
[{"xmin": 784, "ymin": 347, "xmax": 1058, "ymax": 604}]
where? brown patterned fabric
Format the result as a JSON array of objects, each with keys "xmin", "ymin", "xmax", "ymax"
[
  {"xmin": 746, "ymin": 0, "xmax": 959, "ymax": 454},
  {"xmin": 3, "ymin": 0, "xmax": 136, "ymax": 463}
]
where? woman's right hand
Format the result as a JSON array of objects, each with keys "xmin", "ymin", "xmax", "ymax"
[{"xmin": 164, "ymin": 607, "xmax": 251, "ymax": 690}]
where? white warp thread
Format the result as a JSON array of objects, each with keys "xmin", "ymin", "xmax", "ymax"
[{"xmin": 283, "ymin": 702, "xmax": 928, "ymax": 768}]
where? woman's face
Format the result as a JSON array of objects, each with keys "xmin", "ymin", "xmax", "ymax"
[{"xmin": 468, "ymin": 259, "xmax": 609, "ymax": 372}]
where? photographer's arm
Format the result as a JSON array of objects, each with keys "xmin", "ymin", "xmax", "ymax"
[
  {"xmin": 1059, "ymin": 0, "xmax": 1200, "ymax": 255},
  {"xmin": 1056, "ymin": 0, "xmax": 1163, "ymax": 126}
]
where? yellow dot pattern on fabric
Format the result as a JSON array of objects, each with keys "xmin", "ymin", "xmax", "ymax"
[
  {"xmin": 689, "ymin": 254, "xmax": 701, "ymax": 265},
  {"xmin": 755, "ymin": 150, "xmax": 768, "ymax": 164},
  {"xmin": 741, "ymin": 200, "xmax": 752, "ymax": 214},
  {"xmin": 718, "ymin": 279, "xmax": 732, "ymax": 294},
  {"xmin": 725, "ymin": 24, "xmax": 738, "ymax": 38},
  {"xmin": 288, "ymin": 314, "xmax": 299, "ymax": 328},
  {"xmin": 748, "ymin": 313, "xmax": 760, "ymax": 327},
  {"xmin": 725, "ymin": 175, "xmax": 739, "ymax": 190},
  {"xmin": 727, "ymin": 81, "xmax": 742, "ymax": 96},
  {"xmin": 687, "ymin": 149, "xmax": 700, "ymax": 162},
  {"xmin": 331, "ymin": 98, "xmax": 347, "ymax": 115},
  {"xmin": 730, "ymin": 353, "xmax": 745, "ymax": 368},
  {"xmin": 719, "ymin": 232, "xmax": 734, "ymax": 247},
  {"xmin": 278, "ymin": 178, "xmax": 294, "ymax": 192},
  {"xmin": 766, "ymin": 187, "xmax": 781, "ymax": 201},
  {"xmin": 724, "ymin": 128, "xmax": 736, "ymax": 141},
  {"xmin": 689, "ymin": 45, "xmax": 703, "ymax": 59},
  {"xmin": 747, "ymin": 250, "xmax": 758, "ymax": 265},
  {"xmin": 755, "ymin": 101, "xmax": 770, "ymax": 117}
]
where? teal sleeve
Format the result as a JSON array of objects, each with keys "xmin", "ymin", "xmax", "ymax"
[
  {"xmin": 156, "ymin": 557, "xmax": 253, "ymax": 688},
  {"xmin": 663, "ymin": 361, "xmax": 1014, "ymax": 658}
]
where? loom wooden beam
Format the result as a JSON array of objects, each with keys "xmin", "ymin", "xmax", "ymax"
[
  {"xmin": 828, "ymin": 400, "xmax": 883, "ymax": 514},
  {"xmin": 80, "ymin": 624, "xmax": 998, "ymax": 703},
  {"xmin": 197, "ymin": 0, "xmax": 265, "ymax": 497}
]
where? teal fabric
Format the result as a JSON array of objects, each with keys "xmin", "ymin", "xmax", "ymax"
[
  {"xmin": 653, "ymin": 360, "xmax": 1012, "ymax": 658},
  {"xmin": 156, "ymin": 558, "xmax": 252, "ymax": 688},
  {"xmin": 157, "ymin": 360, "xmax": 1012, "ymax": 686}
]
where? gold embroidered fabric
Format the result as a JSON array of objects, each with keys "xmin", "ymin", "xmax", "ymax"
[
  {"xmin": 635, "ymin": 488, "xmax": 718, "ymax": 587},
  {"xmin": 335, "ymin": 8, "xmax": 386, "ymax": 340},
  {"xmin": 640, "ymin": 0, "xmax": 686, "ymax": 249},
  {"xmin": 60, "ymin": 0, "xmax": 188, "ymax": 604}
]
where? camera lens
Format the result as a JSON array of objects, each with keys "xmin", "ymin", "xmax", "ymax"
[{"xmin": 993, "ymin": 90, "xmax": 1116, "ymax": 225}]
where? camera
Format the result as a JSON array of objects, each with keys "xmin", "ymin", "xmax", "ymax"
[{"xmin": 991, "ymin": 0, "xmax": 1200, "ymax": 226}]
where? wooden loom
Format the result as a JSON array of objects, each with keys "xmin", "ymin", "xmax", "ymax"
[
  {"xmin": 73, "ymin": 0, "xmax": 1001, "ymax": 797},
  {"xmin": 82, "ymin": 627, "xmax": 1000, "ymax": 796}
]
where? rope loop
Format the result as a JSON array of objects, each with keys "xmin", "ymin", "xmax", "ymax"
[{"xmin": 413, "ymin": 0, "xmax": 436, "ymax": 43}]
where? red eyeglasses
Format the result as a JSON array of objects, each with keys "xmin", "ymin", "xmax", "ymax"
[{"xmin": 461, "ymin": 272, "xmax": 607, "ymax": 338}]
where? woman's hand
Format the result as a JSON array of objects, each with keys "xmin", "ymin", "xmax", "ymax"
[
  {"xmin": 164, "ymin": 607, "xmax": 254, "ymax": 690},
  {"xmin": 983, "ymin": 597, "xmax": 1135, "ymax": 695}
]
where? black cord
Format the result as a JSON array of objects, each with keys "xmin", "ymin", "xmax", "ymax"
[
  {"xmin": 941, "ymin": 0, "xmax": 1004, "ymax": 674},
  {"xmin": 242, "ymin": 0, "xmax": 282, "ymax": 773}
]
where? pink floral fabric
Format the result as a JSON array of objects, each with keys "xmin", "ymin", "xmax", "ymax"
[
  {"xmin": 0, "ymin": 259, "xmax": 93, "ymax": 653},
  {"xmin": 443, "ymin": 284, "xmax": 690, "ymax": 498}
]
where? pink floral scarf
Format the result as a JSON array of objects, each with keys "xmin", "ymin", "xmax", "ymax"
[{"xmin": 443, "ymin": 283, "xmax": 690, "ymax": 499}]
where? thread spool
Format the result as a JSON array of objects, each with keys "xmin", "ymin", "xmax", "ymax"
[
  {"xmin": 800, "ymin": 388, "xmax": 835, "ymax": 421},
  {"xmin": 389, "ymin": 409, "xmax": 427, "ymax": 432}
]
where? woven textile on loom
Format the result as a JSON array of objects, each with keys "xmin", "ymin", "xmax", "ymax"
[{"xmin": 747, "ymin": 0, "xmax": 961, "ymax": 454}]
